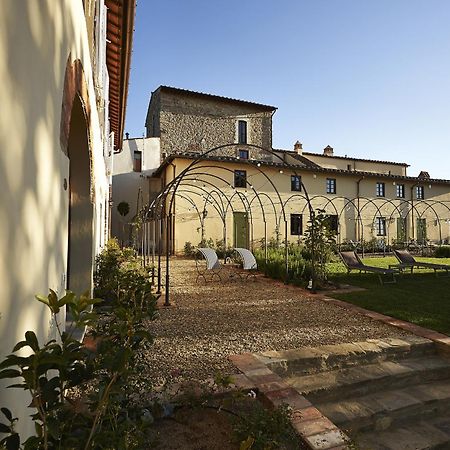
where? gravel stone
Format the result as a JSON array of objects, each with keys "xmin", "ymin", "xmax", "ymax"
[{"xmin": 141, "ymin": 259, "xmax": 410, "ymax": 387}]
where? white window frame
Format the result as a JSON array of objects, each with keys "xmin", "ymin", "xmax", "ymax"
[{"xmin": 235, "ymin": 117, "xmax": 250, "ymax": 144}]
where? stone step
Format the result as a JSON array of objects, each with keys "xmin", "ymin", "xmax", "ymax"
[
  {"xmin": 317, "ymin": 379, "xmax": 450, "ymax": 433},
  {"xmin": 255, "ymin": 336, "xmax": 436, "ymax": 377},
  {"xmin": 285, "ymin": 356, "xmax": 450, "ymax": 403},
  {"xmin": 353, "ymin": 415, "xmax": 450, "ymax": 450}
]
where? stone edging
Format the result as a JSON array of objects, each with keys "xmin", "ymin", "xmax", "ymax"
[
  {"xmin": 229, "ymin": 352, "xmax": 350, "ymax": 450},
  {"xmin": 319, "ymin": 296, "xmax": 450, "ymax": 354},
  {"xmin": 229, "ymin": 289, "xmax": 450, "ymax": 449}
]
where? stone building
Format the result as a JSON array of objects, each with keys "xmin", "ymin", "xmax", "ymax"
[
  {"xmin": 0, "ymin": 0, "xmax": 135, "ymax": 435},
  {"xmin": 139, "ymin": 87, "xmax": 450, "ymax": 253},
  {"xmin": 145, "ymin": 86, "xmax": 276, "ymax": 160}
]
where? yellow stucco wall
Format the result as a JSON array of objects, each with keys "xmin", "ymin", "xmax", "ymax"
[
  {"xmin": 152, "ymin": 158, "xmax": 450, "ymax": 253},
  {"xmin": 0, "ymin": 0, "xmax": 110, "ymax": 435}
]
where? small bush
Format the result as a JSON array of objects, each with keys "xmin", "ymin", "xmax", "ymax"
[
  {"xmin": 183, "ymin": 241, "xmax": 195, "ymax": 257},
  {"xmin": 94, "ymin": 238, "xmax": 152, "ymax": 305},
  {"xmin": 435, "ymin": 246, "xmax": 450, "ymax": 258}
]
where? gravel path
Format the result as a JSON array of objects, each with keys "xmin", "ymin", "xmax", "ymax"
[{"xmin": 142, "ymin": 259, "xmax": 409, "ymax": 386}]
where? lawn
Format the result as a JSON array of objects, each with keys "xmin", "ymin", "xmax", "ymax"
[{"xmin": 327, "ymin": 256, "xmax": 450, "ymax": 335}]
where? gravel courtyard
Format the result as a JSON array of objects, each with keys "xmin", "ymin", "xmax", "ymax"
[{"xmin": 143, "ymin": 259, "xmax": 409, "ymax": 386}]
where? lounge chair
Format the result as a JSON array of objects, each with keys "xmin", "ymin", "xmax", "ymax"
[
  {"xmin": 234, "ymin": 248, "xmax": 258, "ymax": 279},
  {"xmin": 393, "ymin": 249, "xmax": 450, "ymax": 276},
  {"xmin": 195, "ymin": 248, "xmax": 222, "ymax": 283},
  {"xmin": 339, "ymin": 251, "xmax": 397, "ymax": 285}
]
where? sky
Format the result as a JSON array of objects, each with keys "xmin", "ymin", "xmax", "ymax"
[{"xmin": 125, "ymin": 0, "xmax": 450, "ymax": 180}]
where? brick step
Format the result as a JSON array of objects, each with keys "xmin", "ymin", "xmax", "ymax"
[
  {"xmin": 316, "ymin": 379, "xmax": 450, "ymax": 433},
  {"xmin": 353, "ymin": 415, "xmax": 450, "ymax": 450},
  {"xmin": 285, "ymin": 356, "xmax": 450, "ymax": 403},
  {"xmin": 254, "ymin": 336, "xmax": 436, "ymax": 377}
]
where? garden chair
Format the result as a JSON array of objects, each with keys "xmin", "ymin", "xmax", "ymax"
[
  {"xmin": 195, "ymin": 248, "xmax": 222, "ymax": 283},
  {"xmin": 339, "ymin": 251, "xmax": 397, "ymax": 285},
  {"xmin": 234, "ymin": 248, "xmax": 258, "ymax": 279},
  {"xmin": 393, "ymin": 249, "xmax": 450, "ymax": 277}
]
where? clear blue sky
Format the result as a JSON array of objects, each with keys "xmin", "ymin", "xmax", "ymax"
[{"xmin": 125, "ymin": 0, "xmax": 450, "ymax": 179}]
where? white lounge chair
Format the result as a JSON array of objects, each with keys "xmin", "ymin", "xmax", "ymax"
[
  {"xmin": 195, "ymin": 248, "xmax": 222, "ymax": 283},
  {"xmin": 234, "ymin": 248, "xmax": 258, "ymax": 279}
]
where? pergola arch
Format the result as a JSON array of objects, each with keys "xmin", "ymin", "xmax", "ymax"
[{"xmin": 144, "ymin": 143, "xmax": 315, "ymax": 305}]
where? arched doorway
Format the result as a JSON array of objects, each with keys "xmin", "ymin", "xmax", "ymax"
[{"xmin": 66, "ymin": 95, "xmax": 94, "ymax": 297}]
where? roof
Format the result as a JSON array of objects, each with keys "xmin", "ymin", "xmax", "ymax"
[
  {"xmin": 151, "ymin": 152, "xmax": 450, "ymax": 185},
  {"xmin": 301, "ymin": 151, "xmax": 410, "ymax": 167},
  {"xmin": 106, "ymin": 0, "xmax": 135, "ymax": 150},
  {"xmin": 154, "ymin": 86, "xmax": 278, "ymax": 112}
]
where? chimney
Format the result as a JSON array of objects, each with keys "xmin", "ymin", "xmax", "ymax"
[
  {"xmin": 294, "ymin": 140, "xmax": 303, "ymax": 155},
  {"xmin": 323, "ymin": 145, "xmax": 334, "ymax": 156},
  {"xmin": 418, "ymin": 171, "xmax": 430, "ymax": 179},
  {"xmin": 125, "ymin": 132, "xmax": 130, "ymax": 140}
]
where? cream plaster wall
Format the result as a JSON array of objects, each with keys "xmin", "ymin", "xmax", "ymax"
[
  {"xmin": 154, "ymin": 158, "xmax": 450, "ymax": 253},
  {"xmin": 303, "ymin": 153, "xmax": 408, "ymax": 176},
  {"xmin": 0, "ymin": 0, "xmax": 110, "ymax": 436}
]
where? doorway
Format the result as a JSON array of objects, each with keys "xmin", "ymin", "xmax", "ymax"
[
  {"xmin": 233, "ymin": 212, "xmax": 249, "ymax": 248},
  {"xmin": 66, "ymin": 96, "xmax": 94, "ymax": 297}
]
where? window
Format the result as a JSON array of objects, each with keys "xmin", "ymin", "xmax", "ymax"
[
  {"xmin": 376, "ymin": 182, "xmax": 385, "ymax": 197},
  {"xmin": 326, "ymin": 178, "xmax": 336, "ymax": 194},
  {"xmin": 396, "ymin": 184, "xmax": 405, "ymax": 198},
  {"xmin": 234, "ymin": 170, "xmax": 247, "ymax": 188},
  {"xmin": 324, "ymin": 215, "xmax": 339, "ymax": 234},
  {"xmin": 291, "ymin": 175, "xmax": 302, "ymax": 192},
  {"xmin": 238, "ymin": 149, "xmax": 249, "ymax": 160},
  {"xmin": 133, "ymin": 151, "xmax": 142, "ymax": 172},
  {"xmin": 416, "ymin": 186, "xmax": 425, "ymax": 200},
  {"xmin": 347, "ymin": 164, "xmax": 352, "ymax": 171},
  {"xmin": 290, "ymin": 214, "xmax": 303, "ymax": 235},
  {"xmin": 238, "ymin": 120, "xmax": 247, "ymax": 144},
  {"xmin": 375, "ymin": 217, "xmax": 386, "ymax": 236}
]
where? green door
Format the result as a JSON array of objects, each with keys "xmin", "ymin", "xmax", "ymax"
[{"xmin": 233, "ymin": 212, "xmax": 249, "ymax": 248}]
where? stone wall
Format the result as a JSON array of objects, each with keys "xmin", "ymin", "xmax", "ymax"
[{"xmin": 146, "ymin": 89, "xmax": 273, "ymax": 161}]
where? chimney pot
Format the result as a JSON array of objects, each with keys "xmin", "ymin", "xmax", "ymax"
[
  {"xmin": 125, "ymin": 132, "xmax": 130, "ymax": 139},
  {"xmin": 294, "ymin": 140, "xmax": 303, "ymax": 155},
  {"xmin": 323, "ymin": 145, "xmax": 334, "ymax": 156}
]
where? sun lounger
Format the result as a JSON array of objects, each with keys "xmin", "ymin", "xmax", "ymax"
[
  {"xmin": 234, "ymin": 248, "xmax": 258, "ymax": 279},
  {"xmin": 339, "ymin": 251, "xmax": 397, "ymax": 285},
  {"xmin": 393, "ymin": 249, "xmax": 450, "ymax": 276},
  {"xmin": 195, "ymin": 248, "xmax": 222, "ymax": 283}
]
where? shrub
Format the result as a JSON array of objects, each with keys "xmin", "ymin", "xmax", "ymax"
[
  {"xmin": 94, "ymin": 238, "xmax": 152, "ymax": 306},
  {"xmin": 183, "ymin": 241, "xmax": 195, "ymax": 257},
  {"xmin": 435, "ymin": 246, "xmax": 450, "ymax": 258},
  {"xmin": 0, "ymin": 287, "xmax": 156, "ymax": 449}
]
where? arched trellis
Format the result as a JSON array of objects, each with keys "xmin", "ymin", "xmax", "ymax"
[{"xmin": 143, "ymin": 143, "xmax": 316, "ymax": 305}]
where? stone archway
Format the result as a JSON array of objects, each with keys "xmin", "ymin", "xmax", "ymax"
[{"xmin": 66, "ymin": 94, "xmax": 94, "ymax": 296}]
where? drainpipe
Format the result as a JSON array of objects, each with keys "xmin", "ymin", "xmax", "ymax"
[
  {"xmin": 356, "ymin": 176, "xmax": 364, "ymax": 245},
  {"xmin": 410, "ymin": 182, "xmax": 419, "ymax": 243}
]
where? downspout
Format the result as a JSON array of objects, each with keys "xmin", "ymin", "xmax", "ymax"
[
  {"xmin": 356, "ymin": 176, "xmax": 364, "ymax": 244},
  {"xmin": 410, "ymin": 182, "xmax": 419, "ymax": 242}
]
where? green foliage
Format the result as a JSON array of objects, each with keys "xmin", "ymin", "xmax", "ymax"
[
  {"xmin": 435, "ymin": 245, "xmax": 450, "ymax": 258},
  {"xmin": 304, "ymin": 209, "xmax": 337, "ymax": 286},
  {"xmin": 0, "ymin": 247, "xmax": 157, "ymax": 449},
  {"xmin": 183, "ymin": 241, "xmax": 195, "ymax": 257},
  {"xmin": 117, "ymin": 201, "xmax": 130, "ymax": 217},
  {"xmin": 233, "ymin": 403, "xmax": 297, "ymax": 450},
  {"xmin": 255, "ymin": 245, "xmax": 311, "ymax": 285},
  {"xmin": 94, "ymin": 238, "xmax": 152, "ymax": 306}
]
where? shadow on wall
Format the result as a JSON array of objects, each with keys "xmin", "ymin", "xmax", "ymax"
[{"xmin": 0, "ymin": 0, "xmax": 89, "ymax": 437}]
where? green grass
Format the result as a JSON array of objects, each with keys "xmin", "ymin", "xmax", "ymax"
[{"xmin": 327, "ymin": 256, "xmax": 450, "ymax": 335}]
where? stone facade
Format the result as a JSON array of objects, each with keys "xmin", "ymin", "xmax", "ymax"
[{"xmin": 146, "ymin": 86, "xmax": 275, "ymax": 161}]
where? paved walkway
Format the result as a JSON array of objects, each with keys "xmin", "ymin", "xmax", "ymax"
[{"xmin": 142, "ymin": 259, "xmax": 410, "ymax": 387}]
